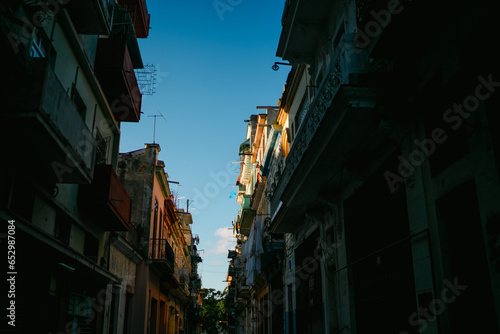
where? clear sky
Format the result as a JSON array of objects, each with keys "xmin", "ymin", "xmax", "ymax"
[{"xmin": 119, "ymin": 0, "xmax": 290, "ymax": 292}]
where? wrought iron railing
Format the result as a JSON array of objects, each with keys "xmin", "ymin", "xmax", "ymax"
[{"xmin": 150, "ymin": 238, "xmax": 175, "ymax": 264}]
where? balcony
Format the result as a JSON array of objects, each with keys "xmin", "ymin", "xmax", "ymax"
[
  {"xmin": 64, "ymin": 0, "xmax": 114, "ymax": 35},
  {"xmin": 238, "ymin": 286, "xmax": 251, "ymax": 299},
  {"xmin": 178, "ymin": 274, "xmax": 189, "ymax": 293},
  {"xmin": 191, "ymin": 253, "xmax": 203, "ymax": 263},
  {"xmin": 2, "ymin": 58, "xmax": 96, "ymax": 184},
  {"xmin": 171, "ymin": 267, "xmax": 190, "ymax": 298},
  {"xmin": 150, "ymin": 238, "xmax": 175, "ymax": 276},
  {"xmin": 261, "ymin": 127, "xmax": 282, "ymax": 177},
  {"xmin": 227, "ymin": 250, "xmax": 237, "ymax": 259},
  {"xmin": 117, "ymin": 0, "xmax": 151, "ymax": 38},
  {"xmin": 239, "ymin": 155, "xmax": 252, "ymax": 185},
  {"xmin": 228, "ymin": 285, "xmax": 236, "ymax": 299},
  {"xmin": 191, "ymin": 276, "xmax": 202, "ymax": 290},
  {"xmin": 277, "ymin": 0, "xmax": 333, "ymax": 63},
  {"xmin": 264, "ymin": 236, "xmax": 285, "ymax": 252},
  {"xmin": 250, "ymin": 176, "xmax": 267, "ymax": 210},
  {"xmin": 111, "ymin": 4, "xmax": 144, "ymax": 69},
  {"xmin": 237, "ymin": 195, "xmax": 256, "ymax": 236},
  {"xmin": 271, "ymin": 25, "xmax": 379, "ymax": 233},
  {"xmin": 262, "ymin": 236, "xmax": 285, "ymax": 275},
  {"xmin": 95, "ymin": 38, "xmax": 142, "ymax": 122},
  {"xmin": 79, "ymin": 164, "xmax": 132, "ymax": 231}
]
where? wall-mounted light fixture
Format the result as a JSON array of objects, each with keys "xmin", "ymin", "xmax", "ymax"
[{"xmin": 272, "ymin": 62, "xmax": 292, "ymax": 71}]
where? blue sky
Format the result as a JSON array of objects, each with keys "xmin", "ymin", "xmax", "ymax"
[{"xmin": 119, "ymin": 0, "xmax": 289, "ymax": 291}]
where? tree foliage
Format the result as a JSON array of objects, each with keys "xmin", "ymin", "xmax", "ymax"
[{"xmin": 201, "ymin": 288, "xmax": 227, "ymax": 334}]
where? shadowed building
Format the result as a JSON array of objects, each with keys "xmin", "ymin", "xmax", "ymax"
[
  {"xmin": 0, "ymin": 0, "xmax": 149, "ymax": 332},
  {"xmin": 228, "ymin": 0, "xmax": 500, "ymax": 333}
]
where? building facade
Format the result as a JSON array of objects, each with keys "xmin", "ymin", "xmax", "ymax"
[
  {"xmin": 117, "ymin": 143, "xmax": 203, "ymax": 334},
  {"xmin": 1, "ymin": 1, "xmax": 201, "ymax": 333},
  {"xmin": 228, "ymin": 0, "xmax": 500, "ymax": 333},
  {"xmin": 1, "ymin": 0, "xmax": 149, "ymax": 333},
  {"xmin": 227, "ymin": 109, "xmax": 286, "ymax": 334}
]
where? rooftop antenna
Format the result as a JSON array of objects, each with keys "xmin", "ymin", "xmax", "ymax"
[
  {"xmin": 135, "ymin": 64, "xmax": 157, "ymax": 95},
  {"xmin": 148, "ymin": 110, "xmax": 167, "ymax": 144}
]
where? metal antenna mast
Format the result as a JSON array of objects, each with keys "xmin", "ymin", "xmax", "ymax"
[{"xmin": 147, "ymin": 110, "xmax": 167, "ymax": 143}]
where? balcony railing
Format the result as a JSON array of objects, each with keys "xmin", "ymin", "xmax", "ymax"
[
  {"xmin": 4, "ymin": 58, "xmax": 96, "ymax": 184},
  {"xmin": 250, "ymin": 176, "xmax": 267, "ymax": 210},
  {"xmin": 117, "ymin": 0, "xmax": 151, "ymax": 38},
  {"xmin": 191, "ymin": 277, "xmax": 202, "ymax": 290},
  {"xmin": 237, "ymin": 195, "xmax": 256, "ymax": 235},
  {"xmin": 95, "ymin": 38, "xmax": 142, "ymax": 122},
  {"xmin": 270, "ymin": 33, "xmax": 375, "ymax": 214},
  {"xmin": 174, "ymin": 267, "xmax": 190, "ymax": 293},
  {"xmin": 150, "ymin": 238, "xmax": 175, "ymax": 276},
  {"xmin": 264, "ymin": 237, "xmax": 285, "ymax": 252},
  {"xmin": 237, "ymin": 285, "xmax": 251, "ymax": 300},
  {"xmin": 179, "ymin": 275, "xmax": 189, "ymax": 293},
  {"xmin": 80, "ymin": 164, "xmax": 132, "ymax": 231},
  {"xmin": 151, "ymin": 238, "xmax": 175, "ymax": 262},
  {"xmin": 64, "ymin": 0, "xmax": 114, "ymax": 35}
]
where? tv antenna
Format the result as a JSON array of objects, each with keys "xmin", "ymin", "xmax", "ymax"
[
  {"xmin": 148, "ymin": 110, "xmax": 167, "ymax": 144},
  {"xmin": 135, "ymin": 64, "xmax": 157, "ymax": 95}
]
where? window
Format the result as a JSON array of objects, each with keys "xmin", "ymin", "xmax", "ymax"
[
  {"xmin": 159, "ymin": 209, "xmax": 163, "ymax": 238},
  {"xmin": 68, "ymin": 293, "xmax": 93, "ymax": 318},
  {"xmin": 150, "ymin": 298, "xmax": 158, "ymax": 334},
  {"xmin": 150, "ymin": 199, "xmax": 159, "ymax": 258},
  {"xmin": 54, "ymin": 214, "xmax": 71, "ymax": 245},
  {"xmin": 293, "ymin": 95, "xmax": 310, "ymax": 141},
  {"xmin": 259, "ymin": 293, "xmax": 269, "ymax": 334},
  {"xmin": 297, "ymin": 96, "xmax": 309, "ymax": 126},
  {"xmin": 95, "ymin": 129, "xmax": 110, "ymax": 165},
  {"xmin": 84, "ymin": 232, "xmax": 99, "ymax": 262},
  {"xmin": 282, "ymin": 128, "xmax": 290, "ymax": 157},
  {"xmin": 124, "ymin": 292, "xmax": 133, "ymax": 334},
  {"xmin": 67, "ymin": 292, "xmax": 96, "ymax": 334}
]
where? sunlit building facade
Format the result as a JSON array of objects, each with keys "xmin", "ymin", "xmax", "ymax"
[
  {"xmin": 117, "ymin": 143, "xmax": 203, "ymax": 334},
  {"xmin": 227, "ymin": 108, "xmax": 286, "ymax": 333}
]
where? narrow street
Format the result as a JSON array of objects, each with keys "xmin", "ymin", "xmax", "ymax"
[{"xmin": 1, "ymin": 0, "xmax": 500, "ymax": 333}]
